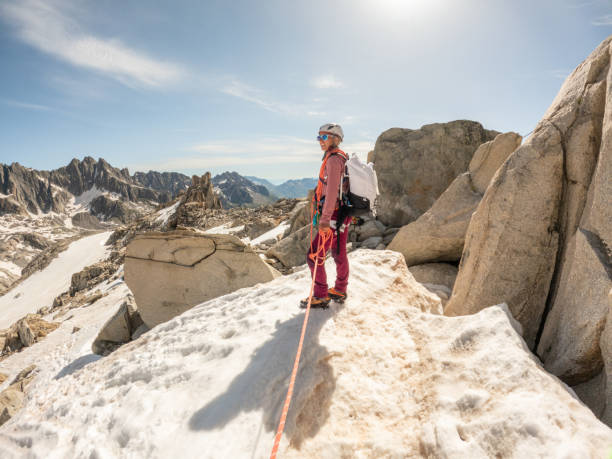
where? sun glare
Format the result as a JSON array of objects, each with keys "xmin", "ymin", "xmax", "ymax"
[{"xmin": 367, "ymin": 0, "xmax": 444, "ymax": 19}]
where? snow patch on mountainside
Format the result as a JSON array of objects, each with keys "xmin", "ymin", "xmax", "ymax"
[
  {"xmin": 250, "ymin": 222, "xmax": 289, "ymax": 245},
  {"xmin": 0, "ymin": 232, "xmax": 112, "ymax": 329},
  {"xmin": 0, "ymin": 250, "xmax": 610, "ymax": 458},
  {"xmin": 154, "ymin": 201, "xmax": 180, "ymax": 225}
]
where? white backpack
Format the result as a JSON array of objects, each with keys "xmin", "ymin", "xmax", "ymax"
[{"xmin": 340, "ymin": 153, "xmax": 380, "ymax": 217}]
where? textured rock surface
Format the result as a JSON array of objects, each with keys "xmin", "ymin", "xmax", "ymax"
[
  {"xmin": 536, "ymin": 38, "xmax": 612, "ymax": 389},
  {"xmin": 387, "ymin": 173, "xmax": 482, "ymax": 265},
  {"xmin": 92, "ymin": 297, "xmax": 146, "ymax": 355},
  {"xmin": 169, "ymin": 173, "xmax": 222, "ymax": 229},
  {"xmin": 388, "ymin": 133, "xmax": 521, "ymax": 266},
  {"xmin": 468, "ymin": 132, "xmax": 522, "ymax": 193},
  {"xmin": 266, "ymin": 225, "xmax": 311, "ymax": 268},
  {"xmin": 444, "ymin": 122, "xmax": 564, "ymax": 347},
  {"xmin": 444, "ymin": 35, "xmax": 612, "ymax": 424},
  {"xmin": 0, "ymin": 365, "xmax": 37, "ymax": 427},
  {"xmin": 89, "ymin": 195, "xmax": 141, "ymax": 224},
  {"xmin": 372, "ymin": 120, "xmax": 498, "ymax": 227},
  {"xmin": 125, "ymin": 231, "xmax": 280, "ymax": 327}
]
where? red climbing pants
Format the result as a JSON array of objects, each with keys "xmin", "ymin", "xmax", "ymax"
[{"xmin": 307, "ymin": 215, "xmax": 351, "ymax": 299}]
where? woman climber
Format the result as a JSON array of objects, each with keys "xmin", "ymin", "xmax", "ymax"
[{"xmin": 300, "ymin": 123, "xmax": 352, "ymax": 309}]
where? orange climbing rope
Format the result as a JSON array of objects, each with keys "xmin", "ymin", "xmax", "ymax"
[{"xmin": 269, "ymin": 197, "xmax": 332, "ymax": 459}]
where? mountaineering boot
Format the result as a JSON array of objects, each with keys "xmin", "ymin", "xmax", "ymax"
[
  {"xmin": 299, "ymin": 296, "xmax": 331, "ymax": 309},
  {"xmin": 328, "ymin": 287, "xmax": 347, "ymax": 303}
]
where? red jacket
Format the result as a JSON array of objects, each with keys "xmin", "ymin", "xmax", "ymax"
[{"xmin": 319, "ymin": 150, "xmax": 348, "ymax": 225}]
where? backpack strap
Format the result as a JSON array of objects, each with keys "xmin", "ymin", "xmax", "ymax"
[{"xmin": 315, "ymin": 149, "xmax": 348, "ymax": 206}]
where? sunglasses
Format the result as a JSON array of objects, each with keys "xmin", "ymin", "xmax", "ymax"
[{"xmin": 317, "ymin": 134, "xmax": 331, "ymax": 141}]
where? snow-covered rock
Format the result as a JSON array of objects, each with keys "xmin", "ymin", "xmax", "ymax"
[{"xmin": 0, "ymin": 250, "xmax": 609, "ymax": 458}]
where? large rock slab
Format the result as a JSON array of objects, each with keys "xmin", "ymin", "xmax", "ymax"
[
  {"xmin": 125, "ymin": 231, "xmax": 279, "ymax": 328},
  {"xmin": 468, "ymin": 132, "xmax": 522, "ymax": 193},
  {"xmin": 444, "ymin": 122, "xmax": 564, "ymax": 348},
  {"xmin": 536, "ymin": 41, "xmax": 612, "ymax": 388},
  {"xmin": 445, "ymin": 35, "xmax": 612, "ymax": 425},
  {"xmin": 387, "ymin": 173, "xmax": 482, "ymax": 265},
  {"xmin": 372, "ymin": 120, "xmax": 498, "ymax": 227},
  {"xmin": 388, "ymin": 133, "xmax": 521, "ymax": 266}
]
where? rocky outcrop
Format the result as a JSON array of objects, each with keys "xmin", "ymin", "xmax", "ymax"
[
  {"xmin": 266, "ymin": 225, "xmax": 311, "ymax": 268},
  {"xmin": 124, "ymin": 231, "xmax": 280, "ymax": 327},
  {"xmin": 387, "ymin": 132, "xmax": 520, "ymax": 266},
  {"xmin": 0, "ymin": 315, "xmax": 59, "ymax": 358},
  {"xmin": 372, "ymin": 120, "xmax": 499, "ymax": 227},
  {"xmin": 70, "ymin": 261, "xmax": 117, "ymax": 296},
  {"xmin": 444, "ymin": 36, "xmax": 612, "ymax": 423},
  {"xmin": 284, "ymin": 196, "xmax": 311, "ymax": 237},
  {"xmin": 445, "ymin": 123, "xmax": 564, "ymax": 346},
  {"xmin": 0, "ymin": 162, "xmax": 71, "ymax": 215},
  {"xmin": 0, "ymin": 365, "xmax": 37, "ymax": 426},
  {"xmin": 89, "ymin": 195, "xmax": 140, "ymax": 224},
  {"xmin": 92, "ymin": 296, "xmax": 147, "ymax": 356},
  {"xmin": 182, "ymin": 173, "xmax": 221, "ymax": 208},
  {"xmin": 169, "ymin": 173, "xmax": 223, "ymax": 229},
  {"xmin": 71, "ymin": 212, "xmax": 105, "ymax": 229}
]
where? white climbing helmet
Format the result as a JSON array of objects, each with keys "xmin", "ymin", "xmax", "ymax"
[{"xmin": 319, "ymin": 123, "xmax": 344, "ymax": 141}]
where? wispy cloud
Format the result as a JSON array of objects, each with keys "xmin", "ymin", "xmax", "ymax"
[
  {"xmin": 0, "ymin": 0, "xmax": 185, "ymax": 88},
  {"xmin": 592, "ymin": 14, "xmax": 612, "ymax": 25},
  {"xmin": 311, "ymin": 75, "xmax": 344, "ymax": 89},
  {"xmin": 221, "ymin": 79, "xmax": 324, "ymax": 117},
  {"xmin": 1, "ymin": 98, "xmax": 52, "ymax": 111}
]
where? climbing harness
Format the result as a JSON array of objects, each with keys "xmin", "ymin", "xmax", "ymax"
[{"xmin": 269, "ymin": 191, "xmax": 332, "ymax": 459}]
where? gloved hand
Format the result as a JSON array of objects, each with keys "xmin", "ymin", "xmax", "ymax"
[{"xmin": 318, "ymin": 221, "xmax": 332, "ymax": 237}]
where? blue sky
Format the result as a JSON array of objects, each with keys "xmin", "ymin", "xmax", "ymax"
[{"xmin": 0, "ymin": 0, "xmax": 611, "ymax": 182}]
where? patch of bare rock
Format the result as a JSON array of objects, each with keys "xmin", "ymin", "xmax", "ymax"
[
  {"xmin": 0, "ymin": 365, "xmax": 37, "ymax": 427},
  {"xmin": 0, "ymin": 315, "xmax": 59, "ymax": 360}
]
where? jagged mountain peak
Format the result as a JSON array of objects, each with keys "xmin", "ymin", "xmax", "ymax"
[{"xmin": 211, "ymin": 171, "xmax": 274, "ymax": 208}]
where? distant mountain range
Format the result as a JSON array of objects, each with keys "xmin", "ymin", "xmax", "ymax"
[
  {"xmin": 211, "ymin": 172, "xmax": 274, "ymax": 208},
  {"xmin": 0, "ymin": 157, "xmax": 189, "ymax": 220},
  {"xmin": 0, "ymin": 157, "xmax": 315, "ymax": 220},
  {"xmin": 246, "ymin": 176, "xmax": 316, "ymax": 199}
]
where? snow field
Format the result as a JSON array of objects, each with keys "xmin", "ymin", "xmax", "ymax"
[
  {"xmin": 0, "ymin": 250, "xmax": 610, "ymax": 458},
  {"xmin": 203, "ymin": 223, "xmax": 245, "ymax": 235},
  {"xmin": 250, "ymin": 222, "xmax": 290, "ymax": 246},
  {"xmin": 0, "ymin": 232, "xmax": 112, "ymax": 329}
]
